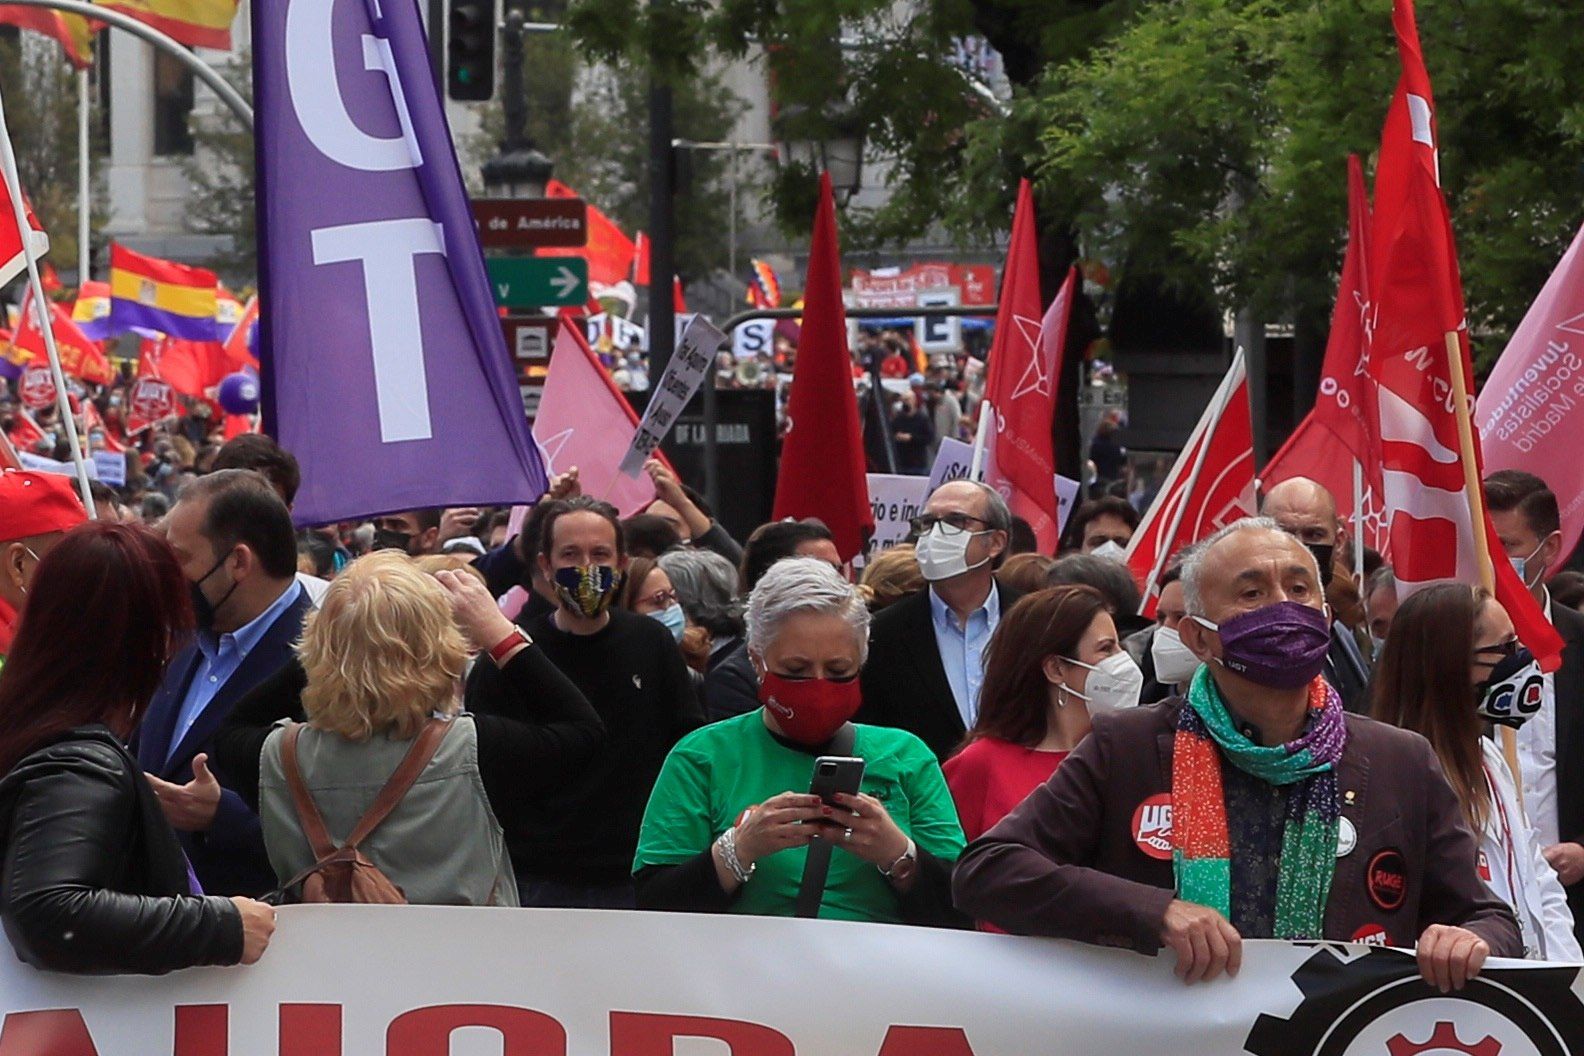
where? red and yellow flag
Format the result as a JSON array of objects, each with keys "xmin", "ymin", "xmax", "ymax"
[{"xmin": 97, "ymin": 0, "xmax": 237, "ymax": 50}]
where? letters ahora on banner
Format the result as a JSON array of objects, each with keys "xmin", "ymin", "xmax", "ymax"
[
  {"xmin": 253, "ymin": 0, "xmax": 548, "ymax": 525},
  {"xmin": 2, "ymin": 907, "xmax": 1582, "ymax": 1055}
]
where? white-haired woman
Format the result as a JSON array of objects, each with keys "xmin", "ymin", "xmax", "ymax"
[
  {"xmin": 633, "ymin": 557, "xmax": 965, "ymax": 924},
  {"xmin": 657, "ymin": 547, "xmax": 745, "ymax": 674}
]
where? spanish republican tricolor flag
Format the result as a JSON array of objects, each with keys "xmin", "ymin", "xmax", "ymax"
[
  {"xmin": 109, "ymin": 243, "xmax": 218, "ymax": 341},
  {"xmin": 97, "ymin": 0, "xmax": 238, "ymax": 50}
]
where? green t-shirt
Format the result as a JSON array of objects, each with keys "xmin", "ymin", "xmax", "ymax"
[{"xmin": 633, "ymin": 711, "xmax": 965, "ymax": 922}]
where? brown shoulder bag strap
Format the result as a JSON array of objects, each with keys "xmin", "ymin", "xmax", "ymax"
[
  {"xmin": 281, "ymin": 723, "xmax": 338, "ymax": 861},
  {"xmin": 340, "ymin": 717, "xmax": 453, "ymax": 850}
]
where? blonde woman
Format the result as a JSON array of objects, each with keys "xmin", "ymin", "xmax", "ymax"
[{"xmin": 252, "ymin": 553, "xmax": 603, "ymax": 905}]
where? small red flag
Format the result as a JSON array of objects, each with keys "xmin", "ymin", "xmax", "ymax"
[{"xmin": 771, "ymin": 172, "xmax": 873, "ymax": 561}]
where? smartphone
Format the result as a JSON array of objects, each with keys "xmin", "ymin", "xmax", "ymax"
[{"xmin": 808, "ymin": 756, "xmax": 865, "ymax": 806}]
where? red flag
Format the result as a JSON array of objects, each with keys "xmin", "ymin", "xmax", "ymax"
[
  {"xmin": 531, "ymin": 320, "xmax": 657, "ymax": 514},
  {"xmin": 981, "ymin": 180, "xmax": 1069, "ymax": 552},
  {"xmin": 772, "ymin": 173, "xmax": 872, "ymax": 560},
  {"xmin": 81, "ymin": 399, "xmax": 125, "ymax": 454},
  {"xmin": 1262, "ymin": 155, "xmax": 1388, "ymax": 554},
  {"xmin": 1126, "ymin": 349, "xmax": 1257, "ymax": 615},
  {"xmin": 126, "ymin": 376, "xmax": 178, "ymax": 434},
  {"xmin": 11, "ymin": 290, "xmax": 113, "ymax": 385},
  {"xmin": 140, "ymin": 335, "xmax": 228, "ymax": 397},
  {"xmin": 633, "ymin": 230, "xmax": 650, "ymax": 286},
  {"xmin": 672, "ymin": 276, "xmax": 688, "ymax": 314},
  {"xmin": 0, "ymin": 178, "xmax": 47, "ymax": 289},
  {"xmin": 5, "ymin": 404, "xmax": 45, "ymax": 453},
  {"xmin": 539, "ymin": 179, "xmax": 636, "ymax": 287},
  {"xmin": 1369, "ymin": 0, "xmax": 1563, "ymax": 669},
  {"xmin": 223, "ymin": 296, "xmax": 261, "ymax": 371}
]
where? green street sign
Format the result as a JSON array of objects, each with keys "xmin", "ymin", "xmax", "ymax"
[{"xmin": 486, "ymin": 257, "xmax": 589, "ymax": 308}]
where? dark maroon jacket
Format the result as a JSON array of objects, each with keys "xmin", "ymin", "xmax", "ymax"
[{"xmin": 952, "ymin": 699, "xmax": 1522, "ymax": 957}]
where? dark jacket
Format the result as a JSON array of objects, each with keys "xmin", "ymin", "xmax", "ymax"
[
  {"xmin": 702, "ymin": 641, "xmax": 760, "ymax": 723},
  {"xmin": 133, "ymin": 585, "xmax": 313, "ymax": 897},
  {"xmin": 1548, "ymin": 602, "xmax": 1584, "ymax": 941},
  {"xmin": 857, "ymin": 584, "xmax": 1022, "ymax": 760},
  {"xmin": 0, "ymin": 726, "xmax": 243, "ymax": 974},
  {"xmin": 953, "ymin": 699, "xmax": 1522, "ymax": 956},
  {"xmin": 1325, "ymin": 620, "xmax": 1372, "ymax": 714}
]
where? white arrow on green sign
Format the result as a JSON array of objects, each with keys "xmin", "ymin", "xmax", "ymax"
[{"xmin": 486, "ymin": 257, "xmax": 589, "ymax": 308}]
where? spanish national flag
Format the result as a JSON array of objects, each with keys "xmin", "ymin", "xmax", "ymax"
[
  {"xmin": 0, "ymin": 7, "xmax": 94, "ymax": 68},
  {"xmin": 109, "ymin": 243, "xmax": 218, "ymax": 341},
  {"xmin": 97, "ymin": 0, "xmax": 238, "ymax": 50}
]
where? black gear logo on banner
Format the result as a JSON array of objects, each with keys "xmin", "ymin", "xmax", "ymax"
[{"xmin": 1244, "ymin": 945, "xmax": 1584, "ymax": 1056}]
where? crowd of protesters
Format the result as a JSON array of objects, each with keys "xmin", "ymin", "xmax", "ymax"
[{"xmin": 0, "ymin": 388, "xmax": 1581, "ymax": 994}]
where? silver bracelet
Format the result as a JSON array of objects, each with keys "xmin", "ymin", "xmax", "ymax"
[{"xmin": 715, "ymin": 827, "xmax": 755, "ymax": 884}]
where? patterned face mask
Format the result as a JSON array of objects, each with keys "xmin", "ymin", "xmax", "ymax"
[{"xmin": 552, "ymin": 564, "xmax": 624, "ymax": 618}]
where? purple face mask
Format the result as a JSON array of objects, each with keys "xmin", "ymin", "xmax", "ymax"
[{"xmin": 1193, "ymin": 600, "xmax": 1331, "ymax": 690}]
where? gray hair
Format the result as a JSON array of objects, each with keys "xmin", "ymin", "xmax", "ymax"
[
  {"xmin": 929, "ymin": 478, "xmax": 1011, "ymax": 533},
  {"xmin": 745, "ymin": 556, "xmax": 871, "ymax": 664},
  {"xmin": 1179, "ymin": 516, "xmax": 1320, "ymax": 616},
  {"xmin": 657, "ymin": 548, "xmax": 744, "ymax": 638},
  {"xmin": 1365, "ymin": 565, "xmax": 1397, "ymax": 602}
]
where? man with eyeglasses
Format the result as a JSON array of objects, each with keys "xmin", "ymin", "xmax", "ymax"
[
  {"xmin": 1482, "ymin": 469, "xmax": 1584, "ymax": 946},
  {"xmin": 857, "ymin": 480, "xmax": 1017, "ymax": 759}
]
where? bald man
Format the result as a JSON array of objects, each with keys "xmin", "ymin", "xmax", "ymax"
[{"xmin": 1260, "ymin": 477, "xmax": 1371, "ymax": 713}]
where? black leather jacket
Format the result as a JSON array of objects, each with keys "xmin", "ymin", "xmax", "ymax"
[{"xmin": 0, "ymin": 725, "xmax": 243, "ymax": 974}]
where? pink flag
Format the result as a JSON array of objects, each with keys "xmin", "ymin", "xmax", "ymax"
[
  {"xmin": 1477, "ymin": 219, "xmax": 1584, "ymax": 562},
  {"xmin": 532, "ymin": 320, "xmax": 656, "ymax": 515}
]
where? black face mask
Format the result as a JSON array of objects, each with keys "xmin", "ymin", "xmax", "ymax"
[
  {"xmin": 190, "ymin": 552, "xmax": 238, "ymax": 632},
  {"xmin": 1307, "ymin": 542, "xmax": 1335, "ymax": 588},
  {"xmin": 371, "ymin": 528, "xmax": 414, "ymax": 554}
]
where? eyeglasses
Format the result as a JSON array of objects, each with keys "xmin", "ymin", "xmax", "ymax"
[
  {"xmin": 910, "ymin": 512, "xmax": 992, "ymax": 536},
  {"xmin": 640, "ymin": 589, "xmax": 679, "ymax": 609},
  {"xmin": 1473, "ymin": 637, "xmax": 1519, "ymax": 661}
]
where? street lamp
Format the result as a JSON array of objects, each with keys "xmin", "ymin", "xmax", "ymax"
[
  {"xmin": 776, "ymin": 105, "xmax": 865, "ymax": 204},
  {"xmin": 480, "ymin": 7, "xmax": 554, "ymax": 199}
]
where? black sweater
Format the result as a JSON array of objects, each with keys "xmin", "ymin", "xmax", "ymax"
[
  {"xmin": 213, "ymin": 645, "xmax": 605, "ymax": 832},
  {"xmin": 467, "ymin": 607, "xmax": 703, "ymax": 884}
]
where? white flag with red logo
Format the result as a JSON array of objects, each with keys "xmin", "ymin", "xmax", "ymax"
[
  {"xmin": 1261, "ymin": 155, "xmax": 1388, "ymax": 555},
  {"xmin": 1125, "ymin": 348, "xmax": 1257, "ymax": 615},
  {"xmin": 0, "ymin": 179, "xmax": 46, "ymax": 289},
  {"xmin": 1368, "ymin": 0, "xmax": 1563, "ymax": 669}
]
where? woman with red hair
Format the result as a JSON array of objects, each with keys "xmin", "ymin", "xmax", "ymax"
[{"xmin": 0, "ymin": 522, "xmax": 275, "ymax": 974}]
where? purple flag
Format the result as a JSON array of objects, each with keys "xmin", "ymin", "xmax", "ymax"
[{"xmin": 252, "ymin": 0, "xmax": 548, "ymax": 525}]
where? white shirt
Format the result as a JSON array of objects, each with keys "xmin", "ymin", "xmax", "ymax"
[
  {"xmin": 1480, "ymin": 740, "xmax": 1581, "ymax": 960},
  {"xmin": 1516, "ymin": 592, "xmax": 1560, "ymax": 847}
]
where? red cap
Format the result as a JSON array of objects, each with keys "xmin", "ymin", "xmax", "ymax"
[{"xmin": 0, "ymin": 471, "xmax": 88, "ymax": 542}]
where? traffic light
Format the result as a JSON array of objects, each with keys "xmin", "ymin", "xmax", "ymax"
[{"xmin": 447, "ymin": 0, "xmax": 496, "ymax": 101}]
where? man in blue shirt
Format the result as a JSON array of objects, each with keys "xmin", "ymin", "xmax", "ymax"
[
  {"xmin": 859, "ymin": 480, "xmax": 1018, "ymax": 759},
  {"xmin": 137, "ymin": 470, "xmax": 310, "ymax": 897}
]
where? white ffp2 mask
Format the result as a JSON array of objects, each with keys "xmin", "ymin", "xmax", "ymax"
[
  {"xmin": 1149, "ymin": 625, "xmax": 1200, "ymax": 687},
  {"xmin": 1059, "ymin": 651, "xmax": 1145, "ymax": 713}
]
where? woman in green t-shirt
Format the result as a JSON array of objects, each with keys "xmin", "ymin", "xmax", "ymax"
[{"xmin": 633, "ymin": 557, "xmax": 966, "ymax": 926}]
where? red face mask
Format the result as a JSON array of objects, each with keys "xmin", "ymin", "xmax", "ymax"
[{"xmin": 758, "ymin": 671, "xmax": 862, "ymax": 746}]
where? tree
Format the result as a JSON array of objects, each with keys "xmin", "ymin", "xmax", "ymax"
[
  {"xmin": 183, "ymin": 52, "xmax": 254, "ymax": 283},
  {"xmin": 1031, "ymin": 0, "xmax": 1584, "ymax": 366},
  {"xmin": 0, "ymin": 32, "xmax": 106, "ymax": 284},
  {"xmin": 477, "ymin": 28, "xmax": 746, "ymax": 283}
]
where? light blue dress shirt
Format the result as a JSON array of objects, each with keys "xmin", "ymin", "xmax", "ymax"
[
  {"xmin": 928, "ymin": 584, "xmax": 1001, "ymax": 729},
  {"xmin": 168, "ymin": 581, "xmax": 303, "ymax": 764}
]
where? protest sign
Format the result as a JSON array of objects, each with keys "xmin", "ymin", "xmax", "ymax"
[
  {"xmin": 17, "ymin": 450, "xmax": 95, "ymax": 480},
  {"xmin": 861, "ymin": 473, "xmax": 929, "ymax": 564},
  {"xmin": 126, "ymin": 377, "xmax": 178, "ymax": 435},
  {"xmin": 17, "ymin": 361, "xmax": 53, "ymax": 409},
  {"xmin": 617, "ymin": 315, "xmax": 725, "ymax": 477},
  {"xmin": 928, "ymin": 437, "xmax": 1080, "ymax": 538},
  {"xmin": 732, "ymin": 317, "xmax": 774, "ymax": 360},
  {"xmin": 0, "ymin": 906, "xmax": 1577, "ymax": 1055}
]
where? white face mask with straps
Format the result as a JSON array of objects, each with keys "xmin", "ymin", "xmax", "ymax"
[
  {"xmin": 915, "ymin": 524, "xmax": 992, "ymax": 582},
  {"xmin": 1056, "ymin": 651, "xmax": 1145, "ymax": 713},
  {"xmin": 1149, "ymin": 625, "xmax": 1200, "ymax": 686}
]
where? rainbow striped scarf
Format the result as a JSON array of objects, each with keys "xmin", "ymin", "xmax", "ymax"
[{"xmin": 1171, "ymin": 666, "xmax": 1347, "ymax": 940}]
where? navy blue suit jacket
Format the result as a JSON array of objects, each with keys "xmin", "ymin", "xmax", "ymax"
[{"xmin": 134, "ymin": 586, "xmax": 311, "ymax": 897}]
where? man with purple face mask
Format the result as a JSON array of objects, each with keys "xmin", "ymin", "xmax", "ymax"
[{"xmin": 955, "ymin": 517, "xmax": 1520, "ymax": 992}]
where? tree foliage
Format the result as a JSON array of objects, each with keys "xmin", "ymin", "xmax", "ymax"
[{"xmin": 183, "ymin": 53, "xmax": 255, "ymax": 283}]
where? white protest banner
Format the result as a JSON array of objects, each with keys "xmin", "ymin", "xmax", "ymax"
[
  {"xmin": 861, "ymin": 473, "xmax": 929, "ymax": 564},
  {"xmin": 929, "ymin": 439, "xmax": 1083, "ymax": 542},
  {"xmin": 0, "ymin": 906, "xmax": 1578, "ymax": 1055},
  {"xmin": 17, "ymin": 450, "xmax": 98, "ymax": 480},
  {"xmin": 617, "ymin": 315, "xmax": 725, "ymax": 477}
]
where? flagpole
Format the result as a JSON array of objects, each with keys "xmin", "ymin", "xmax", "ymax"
[
  {"xmin": 77, "ymin": 66, "xmax": 89, "ymax": 286},
  {"xmin": 1446, "ymin": 330, "xmax": 1521, "ymax": 804},
  {"xmin": 0, "ymin": 76, "xmax": 95, "ymax": 515},
  {"xmin": 1352, "ymin": 458, "xmax": 1365, "ymax": 583},
  {"xmin": 969, "ymin": 399, "xmax": 994, "ymax": 480}
]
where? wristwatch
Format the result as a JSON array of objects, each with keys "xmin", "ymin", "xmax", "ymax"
[
  {"xmin": 879, "ymin": 838, "xmax": 917, "ymax": 882},
  {"xmin": 487, "ymin": 627, "xmax": 532, "ymax": 666}
]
